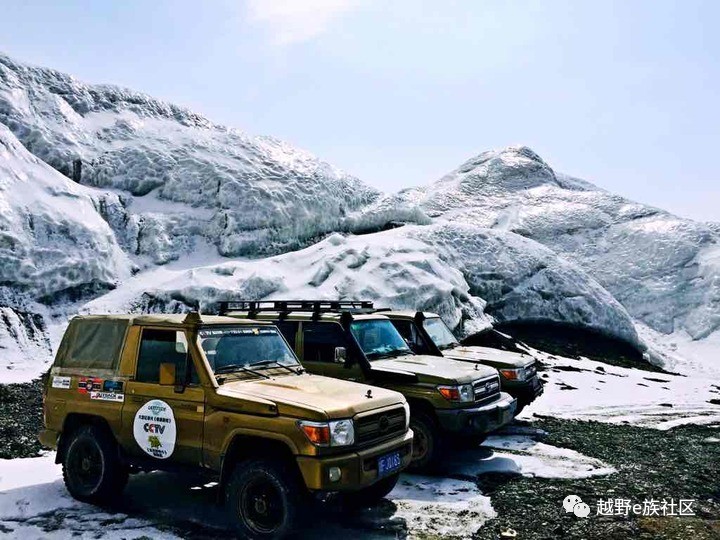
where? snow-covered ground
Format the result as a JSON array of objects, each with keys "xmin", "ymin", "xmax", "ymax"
[
  {"xmin": 0, "ymin": 429, "xmax": 615, "ymax": 540},
  {"xmin": 521, "ymin": 346, "xmax": 720, "ymax": 430}
]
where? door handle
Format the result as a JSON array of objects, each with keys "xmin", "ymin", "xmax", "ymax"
[{"xmin": 130, "ymin": 396, "xmax": 144, "ymax": 403}]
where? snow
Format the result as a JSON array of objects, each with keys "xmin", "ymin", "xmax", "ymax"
[
  {"xmin": 0, "ymin": 53, "xmax": 412, "ymax": 263},
  {"xmin": 473, "ymin": 434, "xmax": 616, "ymax": 478},
  {"xmin": 387, "ymin": 475, "xmax": 496, "ymax": 538},
  {"xmin": 0, "ymin": 455, "xmax": 182, "ymax": 539},
  {"xmin": 399, "ymin": 145, "xmax": 720, "ymax": 373},
  {"xmin": 80, "ymin": 224, "xmax": 640, "ymax": 350},
  {"xmin": 520, "ymin": 346, "xmax": 720, "ymax": 429}
]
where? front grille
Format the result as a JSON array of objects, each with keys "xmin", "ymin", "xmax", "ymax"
[
  {"xmin": 355, "ymin": 406, "xmax": 406, "ymax": 447},
  {"xmin": 473, "ymin": 376, "xmax": 501, "ymax": 401}
]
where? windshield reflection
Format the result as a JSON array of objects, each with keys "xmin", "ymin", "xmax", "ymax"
[
  {"xmin": 199, "ymin": 326, "xmax": 300, "ymax": 374},
  {"xmin": 350, "ymin": 319, "xmax": 412, "ymax": 360},
  {"xmin": 423, "ymin": 318, "xmax": 459, "ymax": 350}
]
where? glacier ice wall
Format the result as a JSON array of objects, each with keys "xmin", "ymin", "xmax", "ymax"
[{"xmin": 400, "ymin": 146, "xmax": 720, "ymax": 341}]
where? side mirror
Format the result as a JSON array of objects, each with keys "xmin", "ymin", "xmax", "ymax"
[
  {"xmin": 334, "ymin": 347, "xmax": 347, "ymax": 364},
  {"xmin": 159, "ymin": 363, "xmax": 176, "ymax": 385},
  {"xmin": 175, "ymin": 332, "xmax": 188, "ymax": 354}
]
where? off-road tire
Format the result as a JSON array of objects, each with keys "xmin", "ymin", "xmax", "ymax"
[
  {"xmin": 514, "ymin": 402, "xmax": 526, "ymax": 416},
  {"xmin": 62, "ymin": 424, "xmax": 128, "ymax": 504},
  {"xmin": 408, "ymin": 412, "xmax": 442, "ymax": 471},
  {"xmin": 225, "ymin": 459, "xmax": 308, "ymax": 539},
  {"xmin": 343, "ymin": 473, "xmax": 400, "ymax": 508}
]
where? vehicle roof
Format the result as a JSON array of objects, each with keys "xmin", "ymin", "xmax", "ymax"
[
  {"xmin": 225, "ymin": 311, "xmax": 389, "ymax": 322},
  {"xmin": 71, "ymin": 314, "xmax": 270, "ymax": 327},
  {"xmin": 377, "ymin": 310, "xmax": 440, "ymax": 320}
]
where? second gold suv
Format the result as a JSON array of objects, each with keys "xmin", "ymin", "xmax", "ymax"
[{"xmin": 221, "ymin": 301, "xmax": 517, "ymax": 469}]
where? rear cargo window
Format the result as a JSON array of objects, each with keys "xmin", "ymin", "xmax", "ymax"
[{"xmin": 56, "ymin": 319, "xmax": 128, "ymax": 370}]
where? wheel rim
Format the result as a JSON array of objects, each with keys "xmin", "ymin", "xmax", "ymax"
[
  {"xmin": 412, "ymin": 423, "xmax": 429, "ymax": 461},
  {"xmin": 68, "ymin": 439, "xmax": 103, "ymax": 493},
  {"xmin": 239, "ymin": 476, "xmax": 285, "ymax": 534}
]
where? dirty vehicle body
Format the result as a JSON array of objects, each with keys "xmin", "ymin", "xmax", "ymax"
[
  {"xmin": 382, "ymin": 310, "xmax": 544, "ymax": 415},
  {"xmin": 220, "ymin": 301, "xmax": 517, "ymax": 469},
  {"xmin": 40, "ymin": 313, "xmax": 413, "ymax": 538}
]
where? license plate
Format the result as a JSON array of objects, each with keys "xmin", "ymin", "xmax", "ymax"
[{"xmin": 377, "ymin": 451, "xmax": 402, "ymax": 477}]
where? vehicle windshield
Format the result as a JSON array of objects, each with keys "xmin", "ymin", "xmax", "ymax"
[
  {"xmin": 350, "ymin": 319, "xmax": 412, "ymax": 360},
  {"xmin": 423, "ymin": 318, "xmax": 459, "ymax": 350},
  {"xmin": 199, "ymin": 326, "xmax": 300, "ymax": 375}
]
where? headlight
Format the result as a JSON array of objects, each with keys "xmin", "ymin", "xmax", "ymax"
[
  {"xmin": 402, "ymin": 401, "xmax": 411, "ymax": 430},
  {"xmin": 499, "ymin": 368, "xmax": 526, "ymax": 381},
  {"xmin": 438, "ymin": 384, "xmax": 474, "ymax": 402},
  {"xmin": 298, "ymin": 419, "xmax": 354, "ymax": 447},
  {"xmin": 329, "ymin": 419, "xmax": 354, "ymax": 446}
]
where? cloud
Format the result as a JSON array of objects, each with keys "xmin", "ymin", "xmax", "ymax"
[{"xmin": 246, "ymin": 0, "xmax": 360, "ymax": 45}]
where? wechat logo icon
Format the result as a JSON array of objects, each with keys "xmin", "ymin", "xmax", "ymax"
[{"xmin": 563, "ymin": 494, "xmax": 591, "ymax": 518}]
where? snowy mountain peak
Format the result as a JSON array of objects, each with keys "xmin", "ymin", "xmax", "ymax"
[{"xmin": 442, "ymin": 145, "xmax": 559, "ymax": 193}]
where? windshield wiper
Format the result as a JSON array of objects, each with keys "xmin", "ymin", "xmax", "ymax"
[
  {"xmin": 251, "ymin": 359, "xmax": 305, "ymax": 375},
  {"xmin": 368, "ymin": 350, "xmax": 408, "ymax": 360},
  {"xmin": 440, "ymin": 342, "xmax": 458, "ymax": 350},
  {"xmin": 215, "ymin": 364, "xmax": 271, "ymax": 383}
]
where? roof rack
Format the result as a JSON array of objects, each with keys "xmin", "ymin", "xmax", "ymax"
[{"xmin": 218, "ymin": 300, "xmax": 375, "ymax": 318}]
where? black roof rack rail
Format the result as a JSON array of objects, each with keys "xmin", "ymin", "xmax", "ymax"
[{"xmin": 218, "ymin": 300, "xmax": 375, "ymax": 317}]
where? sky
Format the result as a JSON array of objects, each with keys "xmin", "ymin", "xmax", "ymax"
[{"xmin": 1, "ymin": 0, "xmax": 719, "ymax": 222}]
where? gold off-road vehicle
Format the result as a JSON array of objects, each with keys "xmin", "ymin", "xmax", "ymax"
[
  {"xmin": 40, "ymin": 313, "xmax": 413, "ymax": 538},
  {"xmin": 220, "ymin": 301, "xmax": 517, "ymax": 470},
  {"xmin": 381, "ymin": 311, "xmax": 544, "ymax": 415}
]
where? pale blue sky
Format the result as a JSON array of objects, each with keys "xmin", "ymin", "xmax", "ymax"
[{"xmin": 2, "ymin": 0, "xmax": 719, "ymax": 221}]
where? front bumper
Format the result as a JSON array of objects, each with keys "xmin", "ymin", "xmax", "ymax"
[
  {"xmin": 504, "ymin": 376, "xmax": 544, "ymax": 405},
  {"xmin": 296, "ymin": 429, "xmax": 413, "ymax": 492},
  {"xmin": 435, "ymin": 392, "xmax": 516, "ymax": 435}
]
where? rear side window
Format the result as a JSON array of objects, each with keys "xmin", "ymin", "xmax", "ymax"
[
  {"xmin": 55, "ymin": 319, "xmax": 128, "ymax": 370},
  {"xmin": 274, "ymin": 321, "xmax": 299, "ymax": 349},
  {"xmin": 136, "ymin": 329, "xmax": 195, "ymax": 384},
  {"xmin": 303, "ymin": 322, "xmax": 348, "ymax": 363}
]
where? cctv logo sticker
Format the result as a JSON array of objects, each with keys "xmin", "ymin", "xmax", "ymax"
[
  {"xmin": 563, "ymin": 494, "xmax": 591, "ymax": 518},
  {"xmin": 133, "ymin": 399, "xmax": 177, "ymax": 459}
]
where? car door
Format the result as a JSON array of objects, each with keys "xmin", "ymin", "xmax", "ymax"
[
  {"xmin": 300, "ymin": 322, "xmax": 365, "ymax": 381},
  {"xmin": 120, "ymin": 327, "xmax": 205, "ymax": 466}
]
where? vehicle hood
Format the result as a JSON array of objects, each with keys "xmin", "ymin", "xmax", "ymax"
[
  {"xmin": 444, "ymin": 346, "xmax": 535, "ymax": 369},
  {"xmin": 371, "ymin": 355, "xmax": 496, "ymax": 384},
  {"xmin": 215, "ymin": 373, "xmax": 403, "ymax": 420}
]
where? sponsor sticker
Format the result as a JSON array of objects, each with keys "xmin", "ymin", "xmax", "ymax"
[
  {"xmin": 90, "ymin": 391, "xmax": 124, "ymax": 402},
  {"xmin": 51, "ymin": 376, "xmax": 71, "ymax": 389},
  {"xmin": 133, "ymin": 399, "xmax": 177, "ymax": 459},
  {"xmin": 103, "ymin": 380, "xmax": 124, "ymax": 393},
  {"xmin": 78, "ymin": 377, "xmax": 103, "ymax": 394},
  {"xmin": 199, "ymin": 327, "xmax": 277, "ymax": 337}
]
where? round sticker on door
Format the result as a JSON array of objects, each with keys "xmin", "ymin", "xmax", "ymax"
[{"xmin": 133, "ymin": 399, "xmax": 177, "ymax": 459}]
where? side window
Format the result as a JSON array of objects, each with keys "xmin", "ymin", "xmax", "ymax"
[
  {"xmin": 303, "ymin": 322, "xmax": 348, "ymax": 363},
  {"xmin": 136, "ymin": 329, "xmax": 197, "ymax": 384},
  {"xmin": 274, "ymin": 321, "xmax": 299, "ymax": 350},
  {"xmin": 392, "ymin": 320, "xmax": 429, "ymax": 354}
]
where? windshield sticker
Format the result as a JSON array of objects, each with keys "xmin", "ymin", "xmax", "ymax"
[
  {"xmin": 78, "ymin": 377, "xmax": 102, "ymax": 394},
  {"xmin": 200, "ymin": 327, "xmax": 277, "ymax": 337},
  {"xmin": 51, "ymin": 376, "xmax": 71, "ymax": 389},
  {"xmin": 133, "ymin": 399, "xmax": 177, "ymax": 459},
  {"xmin": 90, "ymin": 391, "xmax": 124, "ymax": 402}
]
